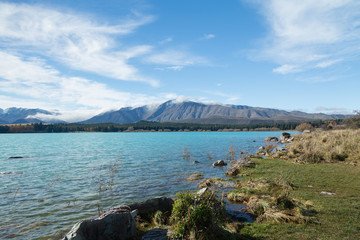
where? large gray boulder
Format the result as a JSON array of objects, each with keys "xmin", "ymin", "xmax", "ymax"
[
  {"xmin": 128, "ymin": 197, "xmax": 174, "ymax": 221},
  {"xmin": 63, "ymin": 197, "xmax": 174, "ymax": 240},
  {"xmin": 265, "ymin": 137, "xmax": 279, "ymax": 142},
  {"xmin": 212, "ymin": 160, "xmax": 227, "ymax": 167},
  {"xmin": 141, "ymin": 228, "xmax": 168, "ymax": 240},
  {"xmin": 63, "ymin": 207, "xmax": 136, "ymax": 240},
  {"xmin": 280, "ymin": 132, "xmax": 291, "ymax": 141}
]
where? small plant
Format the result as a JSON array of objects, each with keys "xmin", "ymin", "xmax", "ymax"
[
  {"xmin": 207, "ymin": 151, "xmax": 212, "ymax": 161},
  {"xmin": 226, "ymin": 144, "xmax": 237, "ymax": 162},
  {"xmin": 183, "ymin": 147, "xmax": 191, "ymax": 160},
  {"xmin": 264, "ymin": 142, "xmax": 278, "ymax": 155},
  {"xmin": 170, "ymin": 191, "xmax": 226, "ymax": 240},
  {"xmin": 153, "ymin": 210, "xmax": 166, "ymax": 226}
]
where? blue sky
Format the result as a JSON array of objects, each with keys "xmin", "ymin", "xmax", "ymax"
[{"xmin": 0, "ymin": 0, "xmax": 359, "ymax": 121}]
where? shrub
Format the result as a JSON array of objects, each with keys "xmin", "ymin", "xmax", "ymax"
[
  {"xmin": 264, "ymin": 142, "xmax": 278, "ymax": 155},
  {"xmin": 170, "ymin": 191, "xmax": 226, "ymax": 240},
  {"xmin": 295, "ymin": 123, "xmax": 314, "ymax": 132},
  {"xmin": 344, "ymin": 110, "xmax": 360, "ymax": 129}
]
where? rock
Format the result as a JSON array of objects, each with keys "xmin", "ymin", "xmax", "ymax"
[
  {"xmin": 8, "ymin": 156, "xmax": 24, "ymax": 159},
  {"xmin": 128, "ymin": 197, "xmax": 174, "ymax": 221},
  {"xmin": 141, "ymin": 228, "xmax": 168, "ymax": 240},
  {"xmin": 280, "ymin": 132, "xmax": 291, "ymax": 141},
  {"xmin": 226, "ymin": 167, "xmax": 240, "ymax": 176},
  {"xmin": 256, "ymin": 150, "xmax": 265, "ymax": 156},
  {"xmin": 212, "ymin": 160, "xmax": 227, "ymax": 167},
  {"xmin": 303, "ymin": 130, "xmax": 311, "ymax": 133},
  {"xmin": 186, "ymin": 173, "xmax": 204, "ymax": 181},
  {"xmin": 198, "ymin": 178, "xmax": 214, "ymax": 188},
  {"xmin": 226, "ymin": 161, "xmax": 256, "ymax": 176},
  {"xmin": 277, "ymin": 147, "xmax": 287, "ymax": 152},
  {"xmin": 63, "ymin": 209, "xmax": 136, "ymax": 240},
  {"xmin": 265, "ymin": 137, "xmax": 279, "ymax": 142},
  {"xmin": 193, "ymin": 160, "xmax": 200, "ymax": 164},
  {"xmin": 0, "ymin": 171, "xmax": 23, "ymax": 175},
  {"xmin": 214, "ymin": 181, "xmax": 237, "ymax": 189},
  {"xmin": 259, "ymin": 146, "xmax": 265, "ymax": 150},
  {"xmin": 320, "ymin": 191, "xmax": 336, "ymax": 196},
  {"xmin": 197, "ymin": 187, "xmax": 209, "ymax": 196}
]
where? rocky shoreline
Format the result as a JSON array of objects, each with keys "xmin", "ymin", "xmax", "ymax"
[
  {"xmin": 63, "ymin": 197, "xmax": 174, "ymax": 240},
  {"xmin": 62, "ymin": 132, "xmax": 294, "ymax": 240}
]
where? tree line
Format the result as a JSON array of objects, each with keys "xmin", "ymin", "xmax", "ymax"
[{"xmin": 0, "ymin": 119, "xmax": 346, "ymax": 134}]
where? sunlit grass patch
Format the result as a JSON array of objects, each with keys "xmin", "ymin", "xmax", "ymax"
[{"xmin": 236, "ymin": 158, "xmax": 360, "ymax": 240}]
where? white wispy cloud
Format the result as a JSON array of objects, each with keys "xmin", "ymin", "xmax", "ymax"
[
  {"xmin": 0, "ymin": 51, "xmax": 159, "ymax": 121},
  {"xmin": 154, "ymin": 66, "xmax": 184, "ymax": 71},
  {"xmin": 253, "ymin": 0, "xmax": 360, "ymax": 74},
  {"xmin": 201, "ymin": 90, "xmax": 240, "ymax": 103},
  {"xmin": 273, "ymin": 64, "xmax": 301, "ymax": 74},
  {"xmin": 201, "ymin": 34, "xmax": 215, "ymax": 40},
  {"xmin": 0, "ymin": 2, "xmax": 158, "ymax": 86},
  {"xmin": 315, "ymin": 106, "xmax": 351, "ymax": 114},
  {"xmin": 159, "ymin": 37, "xmax": 173, "ymax": 44},
  {"xmin": 145, "ymin": 50, "xmax": 208, "ymax": 68},
  {"xmin": 315, "ymin": 59, "xmax": 343, "ymax": 69}
]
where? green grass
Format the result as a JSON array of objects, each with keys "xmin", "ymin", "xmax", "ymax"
[{"xmin": 237, "ymin": 158, "xmax": 360, "ymax": 240}]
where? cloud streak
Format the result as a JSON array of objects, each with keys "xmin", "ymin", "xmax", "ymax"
[
  {"xmin": 0, "ymin": 2, "xmax": 158, "ymax": 86},
  {"xmin": 201, "ymin": 34, "xmax": 215, "ymax": 40},
  {"xmin": 253, "ymin": 0, "xmax": 360, "ymax": 75},
  {"xmin": 145, "ymin": 50, "xmax": 208, "ymax": 70},
  {"xmin": 0, "ymin": 51, "xmax": 159, "ymax": 121}
]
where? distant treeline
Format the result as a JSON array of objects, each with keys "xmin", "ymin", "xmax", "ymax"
[{"xmin": 0, "ymin": 119, "xmax": 344, "ymax": 133}]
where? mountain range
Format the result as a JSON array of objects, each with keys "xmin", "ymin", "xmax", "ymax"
[
  {"xmin": 0, "ymin": 101, "xmax": 349, "ymax": 125},
  {"xmin": 82, "ymin": 100, "xmax": 348, "ymax": 125},
  {"xmin": 0, "ymin": 107, "xmax": 62, "ymax": 124}
]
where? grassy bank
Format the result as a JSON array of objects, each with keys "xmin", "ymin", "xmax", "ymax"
[
  {"xmin": 236, "ymin": 158, "xmax": 360, "ymax": 240},
  {"xmin": 281, "ymin": 129, "xmax": 360, "ymax": 164},
  {"xmin": 137, "ymin": 157, "xmax": 360, "ymax": 240}
]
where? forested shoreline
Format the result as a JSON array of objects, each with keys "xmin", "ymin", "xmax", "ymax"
[{"xmin": 0, "ymin": 120, "xmax": 342, "ymax": 133}]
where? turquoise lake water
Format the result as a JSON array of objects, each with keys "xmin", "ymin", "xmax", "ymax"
[{"xmin": 0, "ymin": 131, "xmax": 285, "ymax": 239}]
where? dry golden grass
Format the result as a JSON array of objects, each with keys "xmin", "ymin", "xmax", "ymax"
[
  {"xmin": 285, "ymin": 129, "xmax": 360, "ymax": 164},
  {"xmin": 226, "ymin": 175, "xmax": 317, "ymax": 225}
]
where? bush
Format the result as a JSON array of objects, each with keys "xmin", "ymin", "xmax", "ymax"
[
  {"xmin": 170, "ymin": 191, "xmax": 226, "ymax": 240},
  {"xmin": 344, "ymin": 110, "xmax": 360, "ymax": 129},
  {"xmin": 295, "ymin": 123, "xmax": 314, "ymax": 132}
]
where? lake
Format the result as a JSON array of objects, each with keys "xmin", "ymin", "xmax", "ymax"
[{"xmin": 0, "ymin": 131, "xmax": 284, "ymax": 239}]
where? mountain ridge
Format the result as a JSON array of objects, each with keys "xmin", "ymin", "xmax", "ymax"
[
  {"xmin": 0, "ymin": 107, "xmax": 63, "ymax": 124},
  {"xmin": 0, "ymin": 101, "xmax": 350, "ymax": 125},
  {"xmin": 82, "ymin": 100, "xmax": 348, "ymax": 124}
]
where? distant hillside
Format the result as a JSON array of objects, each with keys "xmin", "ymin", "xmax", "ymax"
[
  {"xmin": 0, "ymin": 107, "xmax": 64, "ymax": 124},
  {"xmin": 83, "ymin": 100, "xmax": 348, "ymax": 124}
]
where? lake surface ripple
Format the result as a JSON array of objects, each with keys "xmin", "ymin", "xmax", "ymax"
[{"xmin": 0, "ymin": 131, "xmax": 283, "ymax": 239}]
